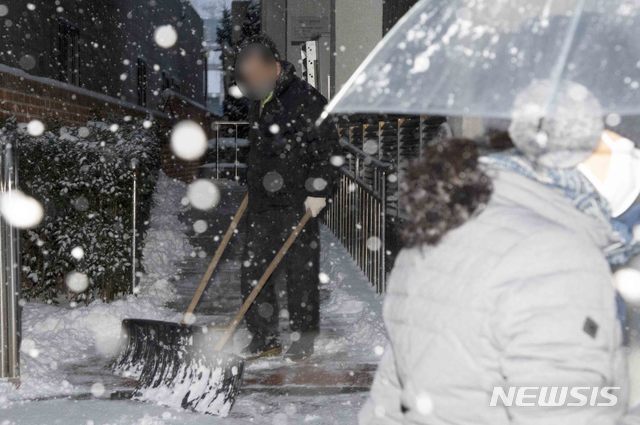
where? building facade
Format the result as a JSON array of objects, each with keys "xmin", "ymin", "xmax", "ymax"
[
  {"xmin": 0, "ymin": 0, "xmax": 206, "ymax": 111},
  {"xmin": 260, "ymin": 0, "xmax": 418, "ymax": 99},
  {"xmin": 203, "ymin": 14, "xmax": 225, "ymax": 116}
]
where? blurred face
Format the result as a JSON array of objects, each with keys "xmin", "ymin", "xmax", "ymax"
[
  {"xmin": 579, "ymin": 130, "xmax": 640, "ymax": 219},
  {"xmin": 237, "ymin": 52, "xmax": 280, "ymax": 101}
]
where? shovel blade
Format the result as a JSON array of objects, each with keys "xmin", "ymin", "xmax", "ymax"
[
  {"xmin": 113, "ymin": 319, "xmax": 198, "ymax": 379},
  {"xmin": 133, "ymin": 351, "xmax": 244, "ymax": 416}
]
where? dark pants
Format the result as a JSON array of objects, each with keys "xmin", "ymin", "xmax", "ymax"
[{"xmin": 241, "ymin": 207, "xmax": 320, "ymax": 340}]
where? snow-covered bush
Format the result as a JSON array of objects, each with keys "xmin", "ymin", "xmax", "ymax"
[{"xmin": 0, "ymin": 118, "xmax": 162, "ymax": 302}]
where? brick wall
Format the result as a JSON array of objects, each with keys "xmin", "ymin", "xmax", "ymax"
[
  {"xmin": 0, "ymin": 70, "xmax": 147, "ymax": 125},
  {"xmin": 0, "ymin": 66, "xmax": 221, "ymax": 183}
]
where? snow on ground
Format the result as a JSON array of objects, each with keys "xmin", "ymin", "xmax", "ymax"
[
  {"xmin": 0, "ymin": 173, "xmax": 190, "ymax": 405},
  {"xmin": 0, "ymin": 225, "xmax": 387, "ymax": 424},
  {"xmin": 0, "ymin": 394, "xmax": 368, "ymax": 425},
  {"xmin": 0, "ymin": 295, "xmax": 180, "ymax": 404},
  {"xmin": 313, "ymin": 235, "xmax": 387, "ymax": 362}
]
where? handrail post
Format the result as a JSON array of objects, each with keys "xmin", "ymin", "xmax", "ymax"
[
  {"xmin": 130, "ymin": 159, "xmax": 139, "ymax": 295},
  {"xmin": 215, "ymin": 123, "xmax": 220, "ymax": 179},
  {"xmin": 234, "ymin": 123, "xmax": 239, "ymax": 181},
  {"xmin": 381, "ymin": 169, "xmax": 387, "ymax": 292},
  {"xmin": 0, "ymin": 138, "xmax": 20, "ymax": 383}
]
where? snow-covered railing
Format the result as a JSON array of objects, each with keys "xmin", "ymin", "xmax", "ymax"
[
  {"xmin": 0, "ymin": 138, "xmax": 21, "ymax": 382},
  {"xmin": 324, "ymin": 140, "xmax": 393, "ymax": 293}
]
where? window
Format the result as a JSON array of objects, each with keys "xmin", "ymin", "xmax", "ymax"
[
  {"xmin": 57, "ymin": 20, "xmax": 79, "ymax": 85},
  {"xmin": 136, "ymin": 58, "xmax": 148, "ymax": 107}
]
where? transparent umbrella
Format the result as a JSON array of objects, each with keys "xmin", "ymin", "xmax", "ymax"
[{"xmin": 326, "ymin": 0, "xmax": 640, "ymax": 119}]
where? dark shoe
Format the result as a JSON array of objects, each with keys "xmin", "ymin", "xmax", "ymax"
[
  {"xmin": 285, "ymin": 332, "xmax": 316, "ymax": 361},
  {"xmin": 243, "ymin": 335, "xmax": 282, "ymax": 359}
]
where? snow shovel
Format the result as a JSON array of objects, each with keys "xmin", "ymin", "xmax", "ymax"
[
  {"xmin": 113, "ymin": 193, "xmax": 248, "ymax": 379},
  {"xmin": 131, "ymin": 210, "xmax": 314, "ymax": 416}
]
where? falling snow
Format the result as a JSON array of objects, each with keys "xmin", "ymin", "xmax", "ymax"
[
  {"xmin": 154, "ymin": 25, "xmax": 178, "ymax": 49},
  {"xmin": 170, "ymin": 121, "xmax": 208, "ymax": 161}
]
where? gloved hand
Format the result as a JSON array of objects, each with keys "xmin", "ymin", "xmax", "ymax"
[{"xmin": 304, "ymin": 196, "xmax": 327, "ymax": 218}]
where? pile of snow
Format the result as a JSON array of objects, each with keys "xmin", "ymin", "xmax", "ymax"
[
  {"xmin": 0, "ymin": 172, "xmax": 192, "ymax": 405},
  {"xmin": 137, "ymin": 172, "xmax": 193, "ymax": 303},
  {"xmin": 0, "ymin": 296, "xmax": 180, "ymax": 404},
  {"xmin": 314, "ymin": 234, "xmax": 387, "ymax": 362}
]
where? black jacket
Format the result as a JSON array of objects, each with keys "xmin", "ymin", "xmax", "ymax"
[{"xmin": 246, "ymin": 61, "xmax": 340, "ymax": 211}]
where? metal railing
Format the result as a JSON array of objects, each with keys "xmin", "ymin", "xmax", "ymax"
[
  {"xmin": 0, "ymin": 138, "xmax": 20, "ymax": 382},
  {"xmin": 324, "ymin": 141, "xmax": 393, "ymax": 293},
  {"xmin": 203, "ymin": 121, "xmax": 251, "ymax": 181},
  {"xmin": 327, "ymin": 115, "xmax": 451, "ymax": 292}
]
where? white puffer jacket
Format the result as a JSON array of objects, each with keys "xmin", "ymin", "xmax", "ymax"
[{"xmin": 360, "ymin": 170, "xmax": 633, "ymax": 425}]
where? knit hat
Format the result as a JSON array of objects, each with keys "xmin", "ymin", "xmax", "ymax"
[{"xmin": 508, "ymin": 80, "xmax": 604, "ymax": 168}]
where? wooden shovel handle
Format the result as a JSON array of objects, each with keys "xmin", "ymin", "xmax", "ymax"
[
  {"xmin": 214, "ymin": 210, "xmax": 313, "ymax": 351},
  {"xmin": 180, "ymin": 193, "xmax": 248, "ymax": 325}
]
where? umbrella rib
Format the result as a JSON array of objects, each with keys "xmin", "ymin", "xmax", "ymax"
[
  {"xmin": 419, "ymin": 0, "xmax": 461, "ymax": 113},
  {"xmin": 543, "ymin": 0, "xmax": 587, "ymax": 117}
]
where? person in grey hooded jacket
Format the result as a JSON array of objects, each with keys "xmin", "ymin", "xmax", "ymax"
[{"xmin": 360, "ymin": 81, "xmax": 640, "ymax": 425}]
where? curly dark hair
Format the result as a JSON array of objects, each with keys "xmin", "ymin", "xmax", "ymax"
[{"xmin": 401, "ymin": 138, "xmax": 493, "ymax": 247}]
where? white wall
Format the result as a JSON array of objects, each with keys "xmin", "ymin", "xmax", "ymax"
[{"xmin": 334, "ymin": 0, "xmax": 383, "ymax": 91}]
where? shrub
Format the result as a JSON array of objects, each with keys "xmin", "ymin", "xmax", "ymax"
[{"xmin": 0, "ymin": 118, "xmax": 162, "ymax": 302}]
